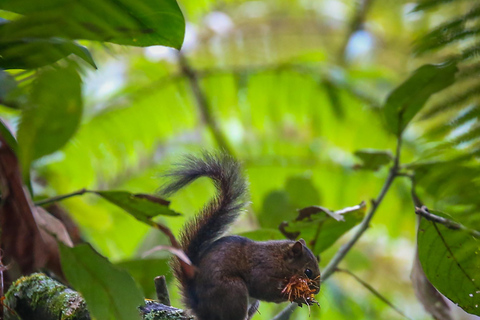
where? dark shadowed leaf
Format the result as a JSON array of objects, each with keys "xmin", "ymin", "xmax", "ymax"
[
  {"xmin": 0, "ymin": 36, "xmax": 97, "ymax": 69},
  {"xmin": 0, "ymin": 0, "xmax": 185, "ymax": 49},
  {"xmin": 383, "ymin": 63, "xmax": 458, "ymax": 135},
  {"xmin": 59, "ymin": 243, "xmax": 144, "ymax": 320},
  {"xmin": 259, "ymin": 176, "xmax": 321, "ymax": 228},
  {"xmin": 17, "ymin": 64, "xmax": 82, "ymax": 174},
  {"xmin": 280, "ymin": 202, "xmax": 366, "ymax": 255},
  {"xmin": 354, "ymin": 149, "xmax": 393, "ymax": 171},
  {"xmin": 417, "ymin": 210, "xmax": 480, "ymax": 316},
  {"xmin": 259, "ymin": 190, "xmax": 296, "ymax": 228},
  {"xmin": 0, "ymin": 118, "xmax": 17, "ymax": 154},
  {"xmin": 94, "ymin": 191, "xmax": 180, "ymax": 223},
  {"xmin": 285, "ymin": 176, "xmax": 321, "ymax": 209}
]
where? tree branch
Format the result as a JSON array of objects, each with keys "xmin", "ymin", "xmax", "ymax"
[
  {"xmin": 176, "ymin": 52, "xmax": 234, "ymax": 155},
  {"xmin": 5, "ymin": 273, "xmax": 192, "ymax": 320},
  {"xmin": 415, "ymin": 206, "xmax": 480, "ymax": 238},
  {"xmin": 273, "ymin": 135, "xmax": 402, "ymax": 319}
]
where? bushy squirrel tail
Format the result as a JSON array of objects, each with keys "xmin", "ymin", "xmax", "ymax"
[{"xmin": 159, "ymin": 152, "xmax": 248, "ymax": 301}]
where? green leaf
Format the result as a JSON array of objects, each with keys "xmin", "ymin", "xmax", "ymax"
[
  {"xmin": 280, "ymin": 202, "xmax": 366, "ymax": 255},
  {"xmin": 285, "ymin": 176, "xmax": 321, "ymax": 209},
  {"xmin": 17, "ymin": 64, "xmax": 82, "ymax": 174},
  {"xmin": 0, "ymin": 0, "xmax": 185, "ymax": 49},
  {"xmin": 418, "ymin": 210, "xmax": 480, "ymax": 316},
  {"xmin": 354, "ymin": 149, "xmax": 393, "ymax": 171},
  {"xmin": 94, "ymin": 191, "xmax": 180, "ymax": 224},
  {"xmin": 238, "ymin": 229, "xmax": 286, "ymax": 241},
  {"xmin": 0, "ymin": 36, "xmax": 97, "ymax": 69},
  {"xmin": 0, "ymin": 69, "xmax": 17, "ymax": 104},
  {"xmin": 0, "ymin": 118, "xmax": 17, "ymax": 154},
  {"xmin": 59, "ymin": 243, "xmax": 144, "ymax": 320},
  {"xmin": 116, "ymin": 259, "xmax": 170, "ymax": 299},
  {"xmin": 383, "ymin": 63, "xmax": 458, "ymax": 136}
]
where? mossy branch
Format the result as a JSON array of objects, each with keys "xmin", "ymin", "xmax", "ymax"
[{"xmin": 4, "ymin": 273, "xmax": 192, "ymax": 320}]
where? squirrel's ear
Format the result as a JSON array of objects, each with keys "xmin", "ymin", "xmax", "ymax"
[
  {"xmin": 298, "ymin": 238, "xmax": 306, "ymax": 246},
  {"xmin": 291, "ymin": 240, "xmax": 304, "ymax": 257}
]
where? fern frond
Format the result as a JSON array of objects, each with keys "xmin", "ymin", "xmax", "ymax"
[
  {"xmin": 413, "ymin": 0, "xmax": 471, "ymax": 12},
  {"xmin": 421, "ymin": 83, "xmax": 480, "ymax": 119},
  {"xmin": 425, "ymin": 104, "xmax": 480, "ymax": 138},
  {"xmin": 414, "ymin": 5, "xmax": 480, "ymax": 55},
  {"xmin": 415, "ymin": 28, "xmax": 480, "ymax": 55}
]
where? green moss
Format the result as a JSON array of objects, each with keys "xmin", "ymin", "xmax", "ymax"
[{"xmin": 5, "ymin": 273, "xmax": 90, "ymax": 320}]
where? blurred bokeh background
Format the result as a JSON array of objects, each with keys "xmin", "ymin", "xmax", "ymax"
[{"xmin": 2, "ymin": 0, "xmax": 480, "ymax": 319}]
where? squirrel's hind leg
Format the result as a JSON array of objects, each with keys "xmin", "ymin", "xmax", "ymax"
[{"xmin": 195, "ymin": 277, "xmax": 249, "ymax": 320}]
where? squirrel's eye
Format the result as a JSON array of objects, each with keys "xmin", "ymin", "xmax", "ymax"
[{"xmin": 304, "ymin": 269, "xmax": 313, "ymax": 279}]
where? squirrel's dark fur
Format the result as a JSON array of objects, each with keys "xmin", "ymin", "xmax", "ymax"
[{"xmin": 160, "ymin": 153, "xmax": 320, "ymax": 320}]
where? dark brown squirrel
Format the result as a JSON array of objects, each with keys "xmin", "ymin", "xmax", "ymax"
[{"xmin": 160, "ymin": 153, "xmax": 320, "ymax": 320}]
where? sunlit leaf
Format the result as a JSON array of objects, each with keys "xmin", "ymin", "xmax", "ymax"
[
  {"xmin": 238, "ymin": 229, "xmax": 286, "ymax": 241},
  {"xmin": 280, "ymin": 202, "xmax": 366, "ymax": 255},
  {"xmin": 383, "ymin": 63, "xmax": 458, "ymax": 135},
  {"xmin": 417, "ymin": 210, "xmax": 480, "ymax": 316},
  {"xmin": 17, "ymin": 64, "xmax": 82, "ymax": 175},
  {"xmin": 59, "ymin": 243, "xmax": 144, "ymax": 320},
  {"xmin": 94, "ymin": 191, "xmax": 180, "ymax": 224},
  {"xmin": 354, "ymin": 149, "xmax": 393, "ymax": 171}
]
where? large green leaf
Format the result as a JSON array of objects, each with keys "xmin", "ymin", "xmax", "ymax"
[
  {"xmin": 0, "ymin": 36, "xmax": 96, "ymax": 69},
  {"xmin": 94, "ymin": 191, "xmax": 180, "ymax": 223},
  {"xmin": 354, "ymin": 149, "xmax": 393, "ymax": 171},
  {"xmin": 383, "ymin": 63, "xmax": 458, "ymax": 136},
  {"xmin": 0, "ymin": 0, "xmax": 185, "ymax": 49},
  {"xmin": 259, "ymin": 176, "xmax": 321, "ymax": 228},
  {"xmin": 59, "ymin": 243, "xmax": 144, "ymax": 320},
  {"xmin": 280, "ymin": 202, "xmax": 366, "ymax": 255},
  {"xmin": 417, "ymin": 210, "xmax": 480, "ymax": 316},
  {"xmin": 17, "ymin": 64, "xmax": 82, "ymax": 174}
]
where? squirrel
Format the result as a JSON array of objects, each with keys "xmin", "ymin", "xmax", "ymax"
[{"xmin": 160, "ymin": 152, "xmax": 320, "ymax": 320}]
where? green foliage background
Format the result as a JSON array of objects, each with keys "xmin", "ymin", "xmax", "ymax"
[{"xmin": 1, "ymin": 0, "xmax": 480, "ymax": 319}]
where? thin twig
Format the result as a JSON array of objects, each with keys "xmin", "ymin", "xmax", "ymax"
[
  {"xmin": 336, "ymin": 268, "xmax": 413, "ymax": 320},
  {"xmin": 322, "ymin": 134, "xmax": 402, "ymax": 280},
  {"xmin": 34, "ymin": 188, "xmax": 88, "ymax": 206},
  {"xmin": 176, "ymin": 52, "xmax": 234, "ymax": 155},
  {"xmin": 271, "ymin": 303, "xmax": 297, "ymax": 320},
  {"xmin": 273, "ymin": 135, "xmax": 403, "ymax": 319},
  {"xmin": 154, "ymin": 276, "xmax": 171, "ymax": 306},
  {"xmin": 415, "ymin": 206, "xmax": 480, "ymax": 238}
]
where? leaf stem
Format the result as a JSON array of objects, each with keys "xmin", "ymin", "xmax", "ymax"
[
  {"xmin": 34, "ymin": 188, "xmax": 88, "ymax": 206},
  {"xmin": 321, "ymin": 163, "xmax": 398, "ymax": 280},
  {"xmin": 336, "ymin": 268, "xmax": 413, "ymax": 320},
  {"xmin": 415, "ymin": 206, "xmax": 480, "ymax": 238}
]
